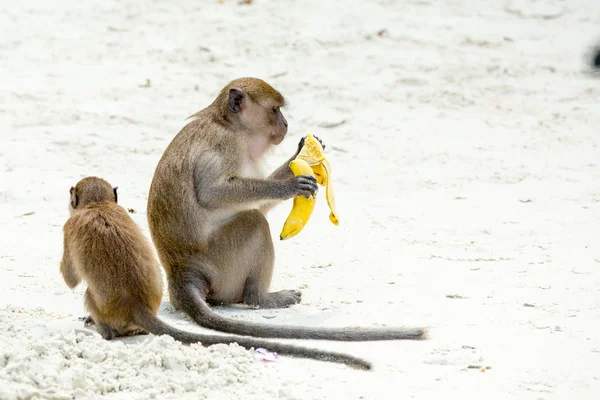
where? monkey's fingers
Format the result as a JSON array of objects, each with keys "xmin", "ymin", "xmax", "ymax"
[
  {"xmin": 295, "ymin": 133, "xmax": 328, "ymax": 186},
  {"xmin": 280, "ymin": 159, "xmax": 317, "ymax": 241},
  {"xmin": 296, "ymin": 133, "xmax": 326, "ymax": 165},
  {"xmin": 79, "ymin": 315, "xmax": 95, "ymax": 326}
]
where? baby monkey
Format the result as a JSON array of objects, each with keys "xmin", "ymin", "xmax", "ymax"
[{"xmin": 59, "ymin": 176, "xmax": 371, "ymax": 370}]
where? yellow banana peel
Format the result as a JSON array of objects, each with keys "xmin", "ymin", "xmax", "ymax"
[
  {"xmin": 311, "ymin": 163, "xmax": 327, "ymax": 186},
  {"xmin": 296, "ymin": 133, "xmax": 339, "ymax": 226},
  {"xmin": 279, "ymin": 133, "xmax": 339, "ymax": 241},
  {"xmin": 279, "ymin": 159, "xmax": 317, "ymax": 240}
]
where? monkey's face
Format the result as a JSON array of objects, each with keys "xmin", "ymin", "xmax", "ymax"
[
  {"xmin": 265, "ymin": 104, "xmax": 288, "ymax": 145},
  {"xmin": 228, "ymin": 87, "xmax": 288, "ymax": 145},
  {"xmin": 238, "ymin": 99, "xmax": 288, "ymax": 145}
]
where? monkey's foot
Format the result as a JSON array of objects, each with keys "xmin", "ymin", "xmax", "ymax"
[
  {"xmin": 206, "ymin": 297, "xmax": 225, "ymax": 307},
  {"xmin": 121, "ymin": 328, "xmax": 150, "ymax": 337},
  {"xmin": 260, "ymin": 289, "xmax": 302, "ymax": 309},
  {"xmin": 97, "ymin": 324, "xmax": 119, "ymax": 340},
  {"xmin": 79, "ymin": 315, "xmax": 95, "ymax": 327}
]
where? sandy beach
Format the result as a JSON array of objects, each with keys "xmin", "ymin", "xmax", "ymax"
[{"xmin": 1, "ymin": 0, "xmax": 600, "ymax": 399}]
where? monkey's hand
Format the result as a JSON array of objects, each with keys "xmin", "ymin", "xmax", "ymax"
[
  {"xmin": 295, "ymin": 133, "xmax": 338, "ymax": 226},
  {"xmin": 284, "ymin": 175, "xmax": 319, "ymax": 199},
  {"xmin": 280, "ymin": 159, "xmax": 318, "ymax": 240},
  {"xmin": 296, "ymin": 134, "xmax": 325, "ymax": 155}
]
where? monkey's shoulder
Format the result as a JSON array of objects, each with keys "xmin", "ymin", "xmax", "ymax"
[{"xmin": 66, "ymin": 202, "xmax": 135, "ymax": 235}]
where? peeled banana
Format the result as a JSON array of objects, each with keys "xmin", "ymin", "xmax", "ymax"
[
  {"xmin": 279, "ymin": 159, "xmax": 317, "ymax": 240},
  {"xmin": 279, "ymin": 133, "xmax": 339, "ymax": 241},
  {"xmin": 295, "ymin": 133, "xmax": 338, "ymax": 226}
]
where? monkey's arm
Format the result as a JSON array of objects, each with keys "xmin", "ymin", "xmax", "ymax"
[
  {"xmin": 266, "ymin": 154, "xmax": 296, "ymax": 181},
  {"xmin": 196, "ymin": 175, "xmax": 314, "ymax": 208},
  {"xmin": 258, "ymin": 156, "xmax": 297, "ymax": 214},
  {"xmin": 60, "ymin": 239, "xmax": 81, "ymax": 289},
  {"xmin": 194, "ymin": 163, "xmax": 316, "ymax": 209}
]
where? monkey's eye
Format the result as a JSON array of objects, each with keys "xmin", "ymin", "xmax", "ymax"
[{"xmin": 272, "ymin": 107, "xmax": 279, "ymax": 113}]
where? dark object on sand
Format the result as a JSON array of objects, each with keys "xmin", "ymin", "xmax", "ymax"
[{"xmin": 591, "ymin": 46, "xmax": 600, "ymax": 69}]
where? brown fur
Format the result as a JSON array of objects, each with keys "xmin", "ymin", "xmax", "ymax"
[
  {"xmin": 192, "ymin": 78, "xmax": 286, "ymax": 122},
  {"xmin": 60, "ymin": 176, "xmax": 372, "ymax": 369},
  {"xmin": 146, "ymin": 77, "xmax": 428, "ymax": 341}
]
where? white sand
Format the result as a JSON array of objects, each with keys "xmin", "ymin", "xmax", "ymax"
[{"xmin": 1, "ymin": 0, "xmax": 600, "ymax": 398}]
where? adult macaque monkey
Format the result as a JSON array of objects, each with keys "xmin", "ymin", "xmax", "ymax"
[
  {"xmin": 147, "ymin": 77, "xmax": 427, "ymax": 341},
  {"xmin": 60, "ymin": 176, "xmax": 371, "ymax": 369}
]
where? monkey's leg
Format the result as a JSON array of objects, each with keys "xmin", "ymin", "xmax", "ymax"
[
  {"xmin": 96, "ymin": 323, "xmax": 119, "ymax": 340},
  {"xmin": 79, "ymin": 316, "xmax": 143, "ymax": 336},
  {"xmin": 83, "ymin": 290, "xmax": 119, "ymax": 340},
  {"xmin": 209, "ymin": 210, "xmax": 301, "ymax": 309}
]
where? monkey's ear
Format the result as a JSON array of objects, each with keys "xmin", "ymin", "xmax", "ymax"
[
  {"xmin": 70, "ymin": 186, "xmax": 78, "ymax": 208},
  {"xmin": 227, "ymin": 88, "xmax": 246, "ymax": 113},
  {"xmin": 113, "ymin": 187, "xmax": 118, "ymax": 203}
]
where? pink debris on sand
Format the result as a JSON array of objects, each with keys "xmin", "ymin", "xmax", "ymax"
[{"xmin": 255, "ymin": 348, "xmax": 278, "ymax": 362}]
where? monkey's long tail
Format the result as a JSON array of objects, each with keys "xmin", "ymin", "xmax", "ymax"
[
  {"xmin": 177, "ymin": 280, "xmax": 428, "ymax": 342},
  {"xmin": 132, "ymin": 305, "xmax": 371, "ymax": 370}
]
